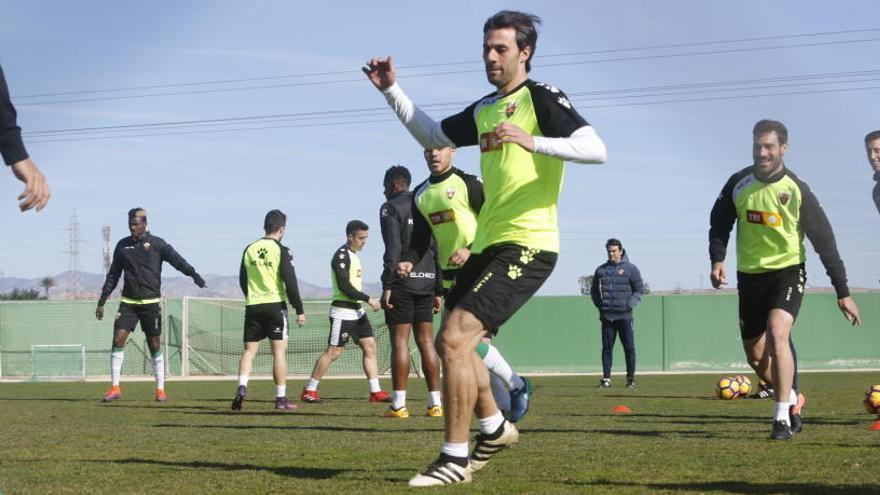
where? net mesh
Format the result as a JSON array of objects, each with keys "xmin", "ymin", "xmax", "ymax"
[
  {"xmin": 31, "ymin": 344, "xmax": 85, "ymax": 381},
  {"xmin": 181, "ymin": 298, "xmax": 399, "ymax": 376}
]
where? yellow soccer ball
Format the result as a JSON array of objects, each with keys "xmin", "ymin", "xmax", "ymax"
[{"xmin": 716, "ymin": 377, "xmax": 740, "ymax": 400}]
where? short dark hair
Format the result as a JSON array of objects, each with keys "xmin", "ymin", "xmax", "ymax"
[
  {"xmin": 605, "ymin": 238, "xmax": 622, "ymax": 250},
  {"xmin": 346, "ymin": 220, "xmax": 369, "ymax": 236},
  {"xmin": 865, "ymin": 130, "xmax": 880, "ymax": 144},
  {"xmin": 484, "ymin": 10, "xmax": 542, "ymax": 72},
  {"xmin": 383, "ymin": 165, "xmax": 411, "ymax": 187},
  {"xmin": 127, "ymin": 207, "xmax": 147, "ymax": 223},
  {"xmin": 753, "ymin": 119, "xmax": 788, "ymax": 145},
  {"xmin": 263, "ymin": 209, "xmax": 286, "ymax": 234}
]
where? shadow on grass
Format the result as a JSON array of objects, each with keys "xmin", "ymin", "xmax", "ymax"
[
  {"xmin": 153, "ymin": 423, "xmax": 444, "ymax": 434},
  {"xmin": 95, "ymin": 458, "xmax": 353, "ymax": 479},
  {"xmin": 564, "ymin": 478, "xmax": 880, "ymax": 495}
]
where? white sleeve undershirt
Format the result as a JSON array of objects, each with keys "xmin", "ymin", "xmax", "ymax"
[
  {"xmin": 533, "ymin": 126, "xmax": 607, "ymax": 165},
  {"xmin": 383, "ymin": 82, "xmax": 607, "ymax": 165},
  {"xmin": 382, "ymin": 82, "xmax": 455, "ymax": 149}
]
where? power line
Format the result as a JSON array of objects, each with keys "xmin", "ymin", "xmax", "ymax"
[{"xmin": 15, "ymin": 36, "xmax": 880, "ymax": 106}]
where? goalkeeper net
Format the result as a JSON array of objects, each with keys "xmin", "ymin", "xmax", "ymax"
[
  {"xmin": 31, "ymin": 344, "xmax": 86, "ymax": 381},
  {"xmin": 179, "ymin": 297, "xmax": 409, "ymax": 377}
]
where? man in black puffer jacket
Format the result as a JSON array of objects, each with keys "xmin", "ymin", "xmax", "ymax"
[{"xmin": 589, "ymin": 238, "xmax": 644, "ymax": 388}]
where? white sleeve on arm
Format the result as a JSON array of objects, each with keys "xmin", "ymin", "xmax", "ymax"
[
  {"xmin": 382, "ymin": 82, "xmax": 456, "ymax": 149},
  {"xmin": 533, "ymin": 126, "xmax": 607, "ymax": 164}
]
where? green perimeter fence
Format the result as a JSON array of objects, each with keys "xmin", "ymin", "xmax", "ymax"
[{"xmin": 0, "ymin": 293, "xmax": 877, "ymax": 380}]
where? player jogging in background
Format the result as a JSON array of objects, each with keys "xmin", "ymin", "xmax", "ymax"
[
  {"xmin": 379, "ymin": 165, "xmax": 444, "ymax": 419},
  {"xmin": 96, "ymin": 208, "xmax": 207, "ymax": 402},
  {"xmin": 300, "ymin": 220, "xmax": 391, "ymax": 404},
  {"xmin": 365, "ymin": 10, "xmax": 607, "ymax": 486},
  {"xmin": 1, "ymin": 64, "xmax": 50, "ymax": 212},
  {"xmin": 231, "ymin": 209, "xmax": 306, "ymax": 411},
  {"xmin": 400, "ymin": 146, "xmax": 533, "ymax": 422},
  {"xmin": 709, "ymin": 119, "xmax": 861, "ymax": 440}
]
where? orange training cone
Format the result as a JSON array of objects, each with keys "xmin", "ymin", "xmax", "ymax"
[
  {"xmin": 868, "ymin": 420, "xmax": 880, "ymax": 431},
  {"xmin": 613, "ymin": 405, "xmax": 632, "ymax": 413}
]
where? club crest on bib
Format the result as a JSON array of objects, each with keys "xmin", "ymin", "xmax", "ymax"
[
  {"xmin": 505, "ymin": 101, "xmax": 517, "ymax": 118},
  {"xmin": 446, "ymin": 187, "xmax": 456, "ymax": 199},
  {"xmin": 778, "ymin": 191, "xmax": 791, "ymax": 205}
]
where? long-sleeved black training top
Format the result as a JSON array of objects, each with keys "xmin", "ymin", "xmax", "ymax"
[
  {"xmin": 99, "ymin": 232, "xmax": 199, "ymax": 306},
  {"xmin": 0, "ymin": 64, "xmax": 28, "ymax": 166},
  {"xmin": 380, "ymin": 190, "xmax": 441, "ymax": 295}
]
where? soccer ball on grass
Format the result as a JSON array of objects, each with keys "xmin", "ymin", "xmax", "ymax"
[
  {"xmin": 716, "ymin": 376, "xmax": 741, "ymax": 400},
  {"xmin": 863, "ymin": 385, "xmax": 880, "ymax": 414}
]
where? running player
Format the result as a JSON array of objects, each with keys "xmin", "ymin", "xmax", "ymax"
[
  {"xmin": 365, "ymin": 10, "xmax": 607, "ymax": 486},
  {"xmin": 379, "ymin": 165, "xmax": 444, "ymax": 418},
  {"xmin": 300, "ymin": 220, "xmax": 391, "ymax": 404},
  {"xmin": 231, "ymin": 210, "xmax": 306, "ymax": 411},
  {"xmin": 96, "ymin": 208, "xmax": 206, "ymax": 402},
  {"xmin": 400, "ymin": 146, "xmax": 532, "ymax": 422},
  {"xmin": 709, "ymin": 119, "xmax": 861, "ymax": 440},
  {"xmin": 1, "ymin": 64, "xmax": 49, "ymax": 212}
]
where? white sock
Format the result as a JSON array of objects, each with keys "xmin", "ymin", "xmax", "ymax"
[
  {"xmin": 484, "ymin": 344, "xmax": 524, "ymax": 391},
  {"xmin": 490, "ymin": 373, "xmax": 511, "ymax": 412},
  {"xmin": 429, "ymin": 391, "xmax": 442, "ymax": 408},
  {"xmin": 306, "ymin": 378, "xmax": 320, "ymax": 391},
  {"xmin": 789, "ymin": 388, "xmax": 798, "ymax": 406},
  {"xmin": 110, "ymin": 351, "xmax": 124, "ymax": 386},
  {"xmin": 775, "ymin": 402, "xmax": 791, "ymax": 425},
  {"xmin": 392, "ymin": 390, "xmax": 407, "ymax": 410},
  {"xmin": 368, "ymin": 378, "xmax": 381, "ymax": 393},
  {"xmin": 441, "ymin": 442, "xmax": 469, "ymax": 459},
  {"xmin": 152, "ymin": 353, "xmax": 165, "ymax": 390},
  {"xmin": 275, "ymin": 385, "xmax": 286, "ymax": 398},
  {"xmin": 478, "ymin": 410, "xmax": 505, "ymax": 435},
  {"xmin": 238, "ymin": 375, "xmax": 249, "ymax": 388}
]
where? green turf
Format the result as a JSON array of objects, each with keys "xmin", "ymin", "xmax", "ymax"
[{"xmin": 1, "ymin": 373, "xmax": 878, "ymax": 494}]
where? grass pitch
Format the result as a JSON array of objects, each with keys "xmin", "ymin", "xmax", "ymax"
[{"xmin": 1, "ymin": 373, "xmax": 878, "ymax": 494}]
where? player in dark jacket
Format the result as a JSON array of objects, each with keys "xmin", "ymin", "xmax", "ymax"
[
  {"xmin": 96, "ymin": 208, "xmax": 206, "ymax": 402},
  {"xmin": 589, "ymin": 239, "xmax": 644, "ymax": 388},
  {"xmin": 379, "ymin": 165, "xmax": 443, "ymax": 418}
]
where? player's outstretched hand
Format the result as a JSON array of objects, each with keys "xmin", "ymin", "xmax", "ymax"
[
  {"xmin": 362, "ymin": 56, "xmax": 395, "ymax": 90},
  {"xmin": 95, "ymin": 305, "xmax": 104, "ymax": 320},
  {"xmin": 11, "ymin": 158, "xmax": 50, "ymax": 212},
  {"xmin": 192, "ymin": 273, "xmax": 207, "ymax": 288},
  {"xmin": 296, "ymin": 314, "xmax": 306, "ymax": 327},
  {"xmin": 710, "ymin": 261, "xmax": 727, "ymax": 289},
  {"xmin": 838, "ymin": 296, "xmax": 861, "ymax": 326}
]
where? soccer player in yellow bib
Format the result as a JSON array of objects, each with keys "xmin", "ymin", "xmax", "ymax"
[
  {"xmin": 231, "ymin": 210, "xmax": 306, "ymax": 411},
  {"xmin": 365, "ymin": 10, "xmax": 607, "ymax": 486},
  {"xmin": 709, "ymin": 120, "xmax": 861, "ymax": 440}
]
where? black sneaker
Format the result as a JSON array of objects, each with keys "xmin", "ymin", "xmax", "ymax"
[
  {"xmin": 756, "ymin": 382, "xmax": 775, "ymax": 399},
  {"xmin": 598, "ymin": 378, "xmax": 611, "ymax": 388},
  {"xmin": 626, "ymin": 380, "xmax": 636, "ymax": 388},
  {"xmin": 769, "ymin": 420, "xmax": 793, "ymax": 440},
  {"xmin": 789, "ymin": 392, "xmax": 805, "ymax": 433},
  {"xmin": 231, "ymin": 385, "xmax": 246, "ymax": 411}
]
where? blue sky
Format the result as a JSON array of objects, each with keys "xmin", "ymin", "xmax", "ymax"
[{"xmin": 1, "ymin": 1, "xmax": 878, "ymax": 294}]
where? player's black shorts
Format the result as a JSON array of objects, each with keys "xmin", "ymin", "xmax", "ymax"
[
  {"xmin": 445, "ymin": 244, "xmax": 557, "ymax": 332},
  {"xmin": 328, "ymin": 309, "xmax": 374, "ymax": 347},
  {"xmin": 384, "ymin": 290, "xmax": 435, "ymax": 326},
  {"xmin": 243, "ymin": 303, "xmax": 289, "ymax": 342},
  {"xmin": 115, "ymin": 302, "xmax": 161, "ymax": 336},
  {"xmin": 737, "ymin": 264, "xmax": 806, "ymax": 340}
]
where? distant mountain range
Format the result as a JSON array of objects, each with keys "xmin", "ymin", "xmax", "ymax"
[{"xmin": 0, "ymin": 271, "xmax": 382, "ymax": 301}]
